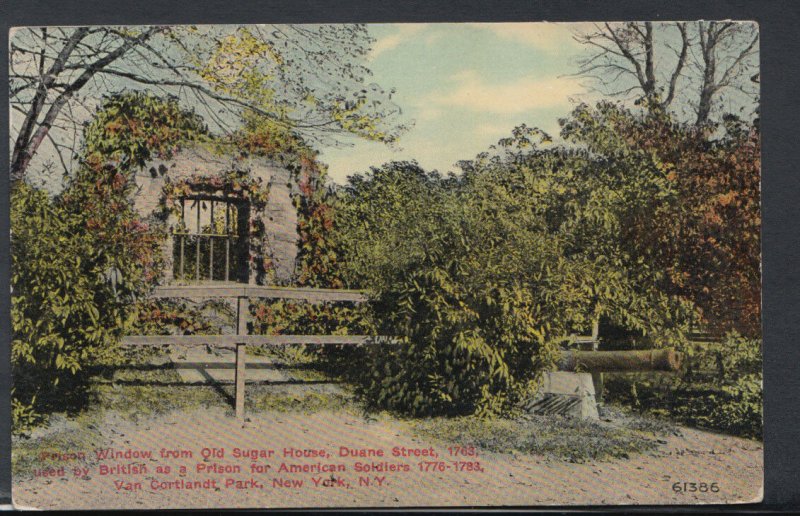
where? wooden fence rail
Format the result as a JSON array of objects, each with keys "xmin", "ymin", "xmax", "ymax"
[
  {"xmin": 148, "ymin": 284, "xmax": 367, "ymax": 302},
  {"xmin": 122, "ymin": 285, "xmax": 376, "ymax": 420},
  {"xmin": 121, "ymin": 335, "xmax": 399, "ymax": 346}
]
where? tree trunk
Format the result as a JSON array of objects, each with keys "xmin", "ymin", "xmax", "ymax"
[
  {"xmin": 696, "ymin": 23, "xmax": 718, "ymax": 126},
  {"xmin": 10, "ymin": 27, "xmax": 90, "ymax": 183}
]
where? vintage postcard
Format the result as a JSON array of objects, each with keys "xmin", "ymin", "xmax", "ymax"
[{"xmin": 9, "ymin": 22, "xmax": 762, "ymax": 509}]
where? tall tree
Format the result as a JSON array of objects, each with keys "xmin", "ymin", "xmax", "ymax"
[
  {"xmin": 574, "ymin": 21, "xmax": 759, "ymax": 125},
  {"xmin": 560, "ymin": 103, "xmax": 761, "ymax": 337},
  {"xmin": 694, "ymin": 21, "xmax": 760, "ymax": 125},
  {"xmin": 9, "ymin": 25, "xmax": 408, "ymax": 183}
]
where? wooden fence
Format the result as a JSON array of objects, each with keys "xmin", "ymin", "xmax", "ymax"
[{"xmin": 121, "ymin": 284, "xmax": 387, "ymax": 420}]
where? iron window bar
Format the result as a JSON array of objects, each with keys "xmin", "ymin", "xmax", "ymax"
[{"xmin": 173, "ymin": 196, "xmax": 242, "ymax": 283}]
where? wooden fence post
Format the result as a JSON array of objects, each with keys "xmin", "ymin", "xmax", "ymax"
[
  {"xmin": 235, "ymin": 296, "xmax": 247, "ymax": 420},
  {"xmin": 591, "ymin": 318, "xmax": 604, "ymax": 402}
]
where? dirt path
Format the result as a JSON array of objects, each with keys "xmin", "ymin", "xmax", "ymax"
[{"xmin": 13, "ymin": 406, "xmax": 762, "ymax": 509}]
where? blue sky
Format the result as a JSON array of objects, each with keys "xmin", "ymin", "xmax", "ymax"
[{"xmin": 319, "ymin": 23, "xmax": 596, "ymax": 183}]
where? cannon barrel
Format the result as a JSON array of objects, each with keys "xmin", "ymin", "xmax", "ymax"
[{"xmin": 558, "ymin": 349, "xmax": 682, "ymax": 373}]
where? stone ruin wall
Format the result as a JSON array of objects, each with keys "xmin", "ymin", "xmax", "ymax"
[{"xmin": 131, "ymin": 146, "xmax": 299, "ymax": 286}]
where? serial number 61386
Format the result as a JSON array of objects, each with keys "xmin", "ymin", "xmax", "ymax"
[{"xmin": 672, "ymin": 482, "xmax": 720, "ymax": 493}]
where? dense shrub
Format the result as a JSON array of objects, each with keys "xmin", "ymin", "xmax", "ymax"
[
  {"xmin": 11, "ymin": 92, "xmax": 205, "ymax": 432},
  {"xmin": 604, "ymin": 332, "xmax": 762, "ymax": 439},
  {"xmin": 11, "ymin": 184, "xmax": 145, "ymax": 430},
  {"xmin": 332, "ymin": 161, "xmax": 593, "ymax": 416},
  {"xmin": 560, "ymin": 103, "xmax": 761, "ymax": 338}
]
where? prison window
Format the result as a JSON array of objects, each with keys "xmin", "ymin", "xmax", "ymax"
[{"xmin": 172, "ymin": 197, "xmax": 248, "ymax": 283}]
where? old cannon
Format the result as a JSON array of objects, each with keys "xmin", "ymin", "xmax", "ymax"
[
  {"xmin": 558, "ymin": 348, "xmax": 683, "ymax": 373},
  {"xmin": 525, "ymin": 348, "xmax": 683, "ymax": 419}
]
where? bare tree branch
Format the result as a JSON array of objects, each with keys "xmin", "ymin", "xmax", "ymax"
[
  {"xmin": 11, "ymin": 27, "xmax": 161, "ymax": 182},
  {"xmin": 573, "ymin": 21, "xmax": 759, "ymax": 125},
  {"xmin": 11, "ymin": 27, "xmax": 90, "ymax": 182},
  {"xmin": 665, "ymin": 23, "xmax": 688, "ymax": 106},
  {"xmin": 9, "ymin": 24, "xmax": 409, "ymax": 184}
]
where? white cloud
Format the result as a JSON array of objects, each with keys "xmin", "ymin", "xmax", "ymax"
[
  {"xmin": 320, "ymin": 140, "xmax": 402, "ymax": 183},
  {"xmin": 416, "ymin": 105, "xmax": 444, "ymax": 121},
  {"xmin": 475, "ymin": 121, "xmax": 513, "ymax": 138},
  {"xmin": 422, "ymin": 70, "xmax": 587, "ymax": 115},
  {"xmin": 369, "ymin": 22, "xmax": 592, "ymax": 61},
  {"xmin": 368, "ymin": 24, "xmax": 426, "ymax": 60},
  {"xmin": 467, "ymin": 22, "xmax": 594, "ymax": 52}
]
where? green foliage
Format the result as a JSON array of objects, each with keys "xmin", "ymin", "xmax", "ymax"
[
  {"xmin": 675, "ymin": 333, "xmax": 762, "ymax": 438},
  {"xmin": 560, "ymin": 103, "xmax": 761, "ymax": 338},
  {"xmin": 332, "ymin": 162, "xmax": 566, "ymax": 416},
  {"xmin": 11, "ymin": 395, "xmax": 41, "ymax": 434},
  {"xmin": 459, "ymin": 123, "xmax": 693, "ymax": 345},
  {"xmin": 82, "ymin": 91, "xmax": 208, "ymax": 172},
  {"xmin": 11, "ymin": 184, "xmax": 140, "ymax": 430},
  {"xmin": 328, "ymin": 122, "xmax": 699, "ymax": 416},
  {"xmin": 329, "ymin": 104, "xmax": 759, "ymax": 426},
  {"xmin": 605, "ymin": 332, "xmax": 762, "ymax": 439}
]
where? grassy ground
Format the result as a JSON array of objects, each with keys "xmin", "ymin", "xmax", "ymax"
[
  {"xmin": 410, "ymin": 412, "xmax": 664, "ymax": 463},
  {"xmin": 14, "ymin": 347, "xmax": 677, "ymax": 477}
]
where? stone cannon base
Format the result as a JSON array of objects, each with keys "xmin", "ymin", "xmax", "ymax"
[{"xmin": 524, "ymin": 372, "xmax": 599, "ymax": 420}]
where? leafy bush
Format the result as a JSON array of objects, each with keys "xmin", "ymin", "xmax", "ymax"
[
  {"xmin": 11, "ymin": 184, "xmax": 143, "ymax": 429},
  {"xmin": 560, "ymin": 103, "xmax": 761, "ymax": 338},
  {"xmin": 11, "ymin": 395, "xmax": 41, "ymax": 435},
  {"xmin": 329, "ymin": 103, "xmax": 760, "ymax": 422},
  {"xmin": 332, "ymin": 162, "xmax": 582, "ymax": 416},
  {"xmin": 675, "ymin": 332, "xmax": 762, "ymax": 438},
  {"xmin": 604, "ymin": 332, "xmax": 762, "ymax": 439},
  {"xmin": 329, "ymin": 114, "xmax": 704, "ymax": 417}
]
